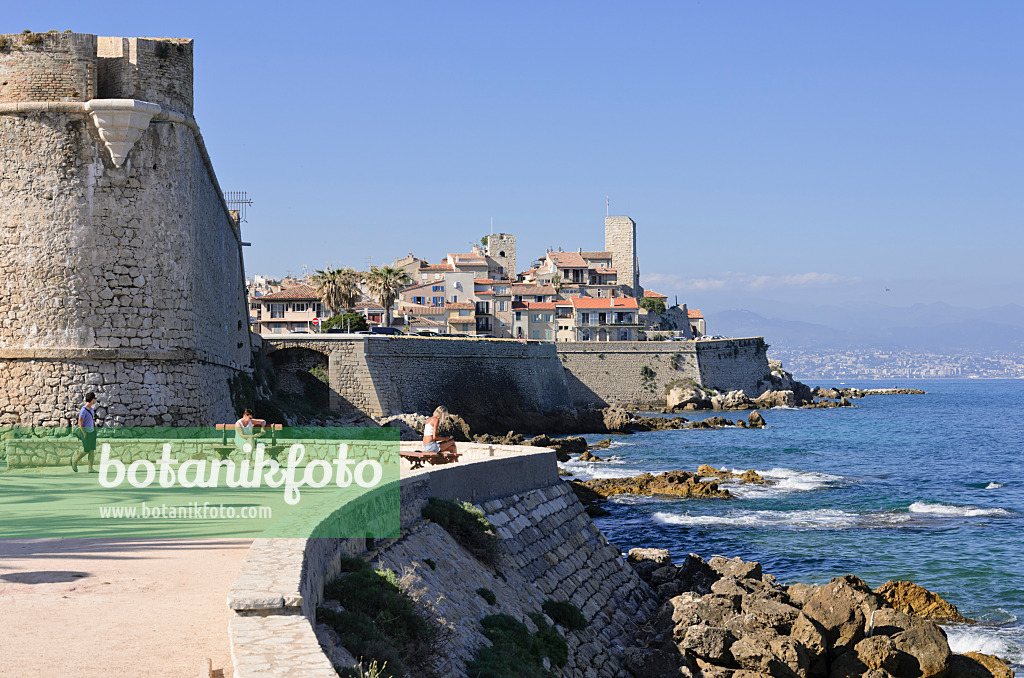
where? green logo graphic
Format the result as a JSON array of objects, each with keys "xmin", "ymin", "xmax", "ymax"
[{"xmin": 0, "ymin": 427, "xmax": 399, "ymax": 539}]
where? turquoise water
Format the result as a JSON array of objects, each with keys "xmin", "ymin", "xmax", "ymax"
[{"xmin": 562, "ymin": 379, "xmax": 1024, "ymax": 669}]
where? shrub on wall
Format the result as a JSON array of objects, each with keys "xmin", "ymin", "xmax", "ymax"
[
  {"xmin": 421, "ymin": 497, "xmax": 499, "ymax": 568},
  {"xmin": 465, "ymin": 613, "xmax": 566, "ymax": 678},
  {"xmin": 541, "ymin": 599, "xmax": 588, "ymax": 631}
]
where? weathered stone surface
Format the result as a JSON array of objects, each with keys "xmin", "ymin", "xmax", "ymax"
[
  {"xmin": 873, "ymin": 581, "xmax": 969, "ymax": 623},
  {"xmin": 739, "ymin": 597, "xmax": 802, "ymax": 634},
  {"xmin": 628, "ymin": 548, "xmax": 673, "ymax": 566},
  {"xmin": 891, "ymin": 623, "xmax": 952, "ymax": 678},
  {"xmin": 676, "ymin": 553, "xmax": 721, "ymax": 595},
  {"xmin": 853, "ymin": 635, "xmax": 901, "ymax": 674},
  {"xmin": 681, "ymin": 623, "xmax": 736, "ymax": 664},
  {"xmin": 709, "ymin": 556, "xmax": 763, "ymax": 581},
  {"xmin": 582, "ymin": 470, "xmax": 733, "ymax": 500},
  {"xmin": 949, "ymin": 652, "xmax": 1015, "ymax": 678},
  {"xmin": 748, "ymin": 411, "xmax": 766, "ymax": 428},
  {"xmin": 791, "ymin": 613, "xmax": 828, "ymax": 677},
  {"xmin": 622, "ymin": 647, "xmax": 686, "ymax": 678},
  {"xmin": 801, "ymin": 578, "xmax": 880, "ymax": 658},
  {"xmin": 698, "ymin": 465, "xmax": 769, "ymax": 484}
]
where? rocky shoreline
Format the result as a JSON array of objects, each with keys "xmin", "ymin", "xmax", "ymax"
[{"xmin": 620, "ymin": 549, "xmax": 1014, "ymax": 678}]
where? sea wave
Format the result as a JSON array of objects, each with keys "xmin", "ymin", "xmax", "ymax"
[
  {"xmin": 944, "ymin": 623, "xmax": 1024, "ymax": 666},
  {"xmin": 651, "ymin": 508, "xmax": 907, "ymax": 530},
  {"xmin": 908, "ymin": 501, "xmax": 1012, "ymax": 518},
  {"xmin": 558, "ymin": 457, "xmax": 635, "ymax": 481},
  {"xmin": 726, "ymin": 467, "xmax": 846, "ymax": 499},
  {"xmin": 986, "ymin": 482, "xmax": 1005, "ymax": 490}
]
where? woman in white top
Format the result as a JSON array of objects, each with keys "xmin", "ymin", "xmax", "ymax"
[
  {"xmin": 422, "ymin": 405, "xmax": 457, "ymax": 455},
  {"xmin": 234, "ymin": 408, "xmax": 267, "ymax": 452}
]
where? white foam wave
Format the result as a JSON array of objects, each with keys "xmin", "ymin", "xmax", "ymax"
[
  {"xmin": 944, "ymin": 624, "xmax": 1024, "ymax": 664},
  {"xmin": 908, "ymin": 501, "xmax": 1012, "ymax": 518},
  {"xmin": 726, "ymin": 467, "xmax": 845, "ymax": 498},
  {"xmin": 558, "ymin": 458, "xmax": 636, "ymax": 481},
  {"xmin": 985, "ymin": 482, "xmax": 1005, "ymax": 490},
  {"xmin": 651, "ymin": 508, "xmax": 904, "ymax": 530}
]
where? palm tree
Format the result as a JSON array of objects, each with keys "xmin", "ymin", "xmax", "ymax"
[
  {"xmin": 365, "ymin": 265, "xmax": 412, "ymax": 328},
  {"xmin": 311, "ymin": 266, "xmax": 363, "ymax": 315}
]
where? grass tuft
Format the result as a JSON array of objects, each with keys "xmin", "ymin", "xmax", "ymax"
[{"xmin": 421, "ymin": 497, "xmax": 499, "ymax": 567}]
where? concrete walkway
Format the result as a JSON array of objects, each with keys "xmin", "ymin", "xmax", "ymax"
[{"xmin": 0, "ymin": 537, "xmax": 251, "ymax": 677}]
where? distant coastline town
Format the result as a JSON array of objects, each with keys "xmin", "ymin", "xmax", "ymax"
[
  {"xmin": 771, "ymin": 348, "xmax": 1024, "ymax": 380},
  {"xmin": 246, "ymin": 217, "xmax": 709, "ymax": 343}
]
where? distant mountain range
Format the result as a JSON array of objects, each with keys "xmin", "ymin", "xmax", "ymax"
[{"xmin": 708, "ymin": 303, "xmax": 1024, "ymax": 353}]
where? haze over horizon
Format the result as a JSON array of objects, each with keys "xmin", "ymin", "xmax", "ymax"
[{"xmin": 10, "ymin": 2, "xmax": 1022, "ymax": 317}]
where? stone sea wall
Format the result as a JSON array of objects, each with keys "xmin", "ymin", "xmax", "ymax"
[
  {"xmin": 265, "ymin": 336, "xmax": 773, "ymax": 418},
  {"xmin": 227, "ymin": 443, "xmax": 658, "ymax": 678}
]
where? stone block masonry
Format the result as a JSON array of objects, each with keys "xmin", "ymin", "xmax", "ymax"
[{"xmin": 0, "ymin": 33, "xmax": 251, "ymax": 426}]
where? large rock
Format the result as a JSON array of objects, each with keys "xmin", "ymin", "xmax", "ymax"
[
  {"xmin": 377, "ymin": 413, "xmax": 426, "ymax": 441},
  {"xmin": 873, "ymin": 581, "xmax": 969, "ymax": 623},
  {"xmin": 709, "ymin": 556, "xmax": 763, "ymax": 581},
  {"xmin": 668, "ymin": 386, "xmax": 712, "ymax": 411},
  {"xmin": 729, "ymin": 632, "xmax": 808, "ymax": 678},
  {"xmin": 698, "ymin": 465, "xmax": 769, "ymax": 484},
  {"xmin": 755, "ymin": 390, "xmax": 797, "ymax": 408},
  {"xmin": 581, "ymin": 470, "xmax": 733, "ymax": 500},
  {"xmin": 891, "ymin": 623, "xmax": 952, "ymax": 678},
  {"xmin": 603, "ymin": 406, "xmax": 633, "ymax": 432},
  {"xmin": 681, "ymin": 623, "xmax": 737, "ymax": 664},
  {"xmin": 949, "ymin": 652, "xmax": 1015, "ymax": 678},
  {"xmin": 869, "ymin": 608, "xmax": 925, "ymax": 637},
  {"xmin": 663, "ymin": 594, "xmax": 742, "ymax": 636},
  {"xmin": 676, "ymin": 553, "xmax": 721, "ymax": 595},
  {"xmin": 791, "ymin": 613, "xmax": 829, "ymax": 677},
  {"xmin": 853, "ymin": 635, "xmax": 901, "ymax": 674},
  {"xmin": 801, "ymin": 577, "xmax": 881, "ymax": 658},
  {"xmin": 748, "ymin": 411, "xmax": 766, "ymax": 428},
  {"xmin": 622, "ymin": 646, "xmax": 688, "ymax": 678},
  {"xmin": 739, "ymin": 597, "xmax": 802, "ymax": 635},
  {"xmin": 628, "ymin": 547, "xmax": 673, "ymax": 566}
]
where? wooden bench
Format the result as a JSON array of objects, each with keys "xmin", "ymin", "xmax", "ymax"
[
  {"xmin": 399, "ymin": 449, "xmax": 462, "ymax": 470},
  {"xmin": 213, "ymin": 423, "xmax": 284, "ymax": 460}
]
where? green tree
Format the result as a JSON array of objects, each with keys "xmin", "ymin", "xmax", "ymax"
[
  {"xmin": 549, "ymin": 273, "xmax": 564, "ymax": 293},
  {"xmin": 366, "ymin": 266, "xmax": 412, "ymax": 327},
  {"xmin": 311, "ymin": 266, "xmax": 364, "ymax": 314},
  {"xmin": 321, "ymin": 313, "xmax": 368, "ymax": 333},
  {"xmin": 639, "ymin": 297, "xmax": 666, "ymax": 314},
  {"xmin": 480, "ymin": 235, "xmax": 489, "ymax": 248}
]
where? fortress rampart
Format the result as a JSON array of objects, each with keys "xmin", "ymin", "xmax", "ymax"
[
  {"xmin": 0, "ymin": 33, "xmax": 250, "ymax": 427},
  {"xmin": 265, "ymin": 336, "xmax": 773, "ymax": 419}
]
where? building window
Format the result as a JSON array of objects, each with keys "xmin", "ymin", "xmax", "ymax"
[
  {"xmin": 580, "ymin": 312, "xmax": 589, "ymax": 325},
  {"xmin": 432, "ymin": 296, "xmax": 444, "ymax": 306},
  {"xmin": 532, "ymin": 330, "xmax": 540, "ymax": 340},
  {"xmin": 434, "ymin": 273, "xmax": 441, "ymax": 280},
  {"xmin": 544, "ymin": 329, "xmax": 552, "ymax": 341},
  {"xmin": 421, "ymin": 274, "xmax": 428, "ymax": 280},
  {"xmin": 270, "ymin": 304, "xmax": 285, "ymax": 319},
  {"xmin": 619, "ymin": 329, "xmax": 629, "ymax": 341},
  {"xmin": 293, "ymin": 302, "xmax": 308, "ymax": 312},
  {"xmin": 451, "ymin": 295, "xmax": 458, "ymax": 303},
  {"xmin": 581, "ymin": 329, "xmax": 591, "ymax": 341},
  {"xmin": 459, "ymin": 310, "xmax": 471, "ymax": 316},
  {"xmin": 496, "ymin": 301, "xmax": 507, "ymax": 312},
  {"xmin": 514, "ymin": 311, "xmax": 521, "ymax": 321},
  {"xmin": 432, "ymin": 285, "xmax": 443, "ymax": 292}
]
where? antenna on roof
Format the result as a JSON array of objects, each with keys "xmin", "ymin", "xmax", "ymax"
[{"xmin": 606, "ymin": 195, "xmax": 609, "ymax": 218}]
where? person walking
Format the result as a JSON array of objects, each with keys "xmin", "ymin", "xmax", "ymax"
[
  {"xmin": 422, "ymin": 405, "xmax": 457, "ymax": 456},
  {"xmin": 71, "ymin": 392, "xmax": 98, "ymax": 473}
]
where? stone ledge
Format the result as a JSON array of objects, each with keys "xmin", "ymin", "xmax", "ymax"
[{"xmin": 0, "ymin": 348, "xmax": 196, "ymax": 360}]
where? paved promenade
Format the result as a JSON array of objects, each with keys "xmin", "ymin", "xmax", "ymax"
[{"xmin": 0, "ymin": 537, "xmax": 251, "ymax": 677}]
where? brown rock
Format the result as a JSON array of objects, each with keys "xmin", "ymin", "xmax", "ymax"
[
  {"xmin": 681, "ymin": 623, "xmax": 737, "ymax": 664},
  {"xmin": 710, "ymin": 556, "xmax": 763, "ymax": 581},
  {"xmin": 581, "ymin": 470, "xmax": 733, "ymax": 500},
  {"xmin": 791, "ymin": 613, "xmax": 829, "ymax": 677},
  {"xmin": 739, "ymin": 597, "xmax": 802, "ymax": 635},
  {"xmin": 578, "ymin": 449, "xmax": 604, "ymax": 462},
  {"xmin": 891, "ymin": 623, "xmax": 952, "ymax": 678},
  {"xmin": 873, "ymin": 581, "xmax": 969, "ymax": 623},
  {"xmin": 801, "ymin": 578, "xmax": 881, "ymax": 658},
  {"xmin": 628, "ymin": 547, "xmax": 673, "ymax": 566},
  {"xmin": 748, "ymin": 411, "xmax": 766, "ymax": 428},
  {"xmin": 676, "ymin": 553, "xmax": 721, "ymax": 595},
  {"xmin": 698, "ymin": 465, "xmax": 769, "ymax": 485},
  {"xmin": 730, "ymin": 632, "xmax": 808, "ymax": 678},
  {"xmin": 854, "ymin": 635, "xmax": 901, "ymax": 674},
  {"xmin": 870, "ymin": 608, "xmax": 925, "ymax": 637},
  {"xmin": 668, "ymin": 594, "xmax": 743, "ymax": 636},
  {"xmin": 949, "ymin": 652, "xmax": 1015, "ymax": 678},
  {"xmin": 591, "ymin": 438, "xmax": 612, "ymax": 448},
  {"xmin": 622, "ymin": 646, "xmax": 688, "ymax": 678},
  {"xmin": 787, "ymin": 583, "xmax": 819, "ymax": 609}
]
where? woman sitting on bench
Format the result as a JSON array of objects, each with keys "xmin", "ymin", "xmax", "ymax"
[
  {"xmin": 423, "ymin": 406, "xmax": 457, "ymax": 456},
  {"xmin": 235, "ymin": 408, "xmax": 267, "ymax": 452}
]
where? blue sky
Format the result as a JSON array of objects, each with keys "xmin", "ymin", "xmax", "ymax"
[{"xmin": 9, "ymin": 2, "xmax": 1023, "ymax": 315}]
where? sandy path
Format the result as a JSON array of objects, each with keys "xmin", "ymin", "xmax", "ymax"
[{"xmin": 0, "ymin": 537, "xmax": 251, "ymax": 677}]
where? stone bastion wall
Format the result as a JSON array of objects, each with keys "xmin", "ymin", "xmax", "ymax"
[
  {"xmin": 0, "ymin": 32, "xmax": 251, "ymax": 427},
  {"xmin": 266, "ymin": 335, "xmax": 772, "ymax": 417},
  {"xmin": 227, "ymin": 443, "xmax": 658, "ymax": 678}
]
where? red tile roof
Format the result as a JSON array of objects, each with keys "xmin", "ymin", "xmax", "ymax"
[
  {"xmin": 526, "ymin": 302, "xmax": 558, "ymax": 310},
  {"xmin": 421, "ymin": 263, "xmax": 454, "ymax": 271},
  {"xmin": 473, "ymin": 279, "xmax": 495, "ymax": 284},
  {"xmin": 548, "ymin": 251, "xmax": 587, "ymax": 268},
  {"xmin": 644, "ymin": 290, "xmax": 668, "ymax": 298},
  {"xmin": 593, "ymin": 268, "xmax": 617, "ymax": 275},
  {"xmin": 476, "ymin": 291, "xmax": 493, "ymax": 296},
  {"xmin": 355, "ymin": 301, "xmax": 384, "ymax": 310},
  {"xmin": 568, "ymin": 296, "xmax": 639, "ymax": 309},
  {"xmin": 447, "ymin": 302, "xmax": 476, "ymax": 310},
  {"xmin": 688, "ymin": 309, "xmax": 704, "ymax": 319},
  {"xmin": 256, "ymin": 284, "xmax": 321, "ymax": 301},
  {"xmin": 580, "ymin": 251, "xmax": 612, "ymax": 259}
]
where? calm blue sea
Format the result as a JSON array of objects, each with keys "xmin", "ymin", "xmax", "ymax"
[{"xmin": 561, "ymin": 379, "xmax": 1024, "ymax": 669}]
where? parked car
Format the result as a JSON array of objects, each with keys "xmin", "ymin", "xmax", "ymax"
[
  {"xmin": 369, "ymin": 326, "xmax": 402, "ymax": 335},
  {"xmin": 288, "ymin": 328, "xmax": 311, "ymax": 334}
]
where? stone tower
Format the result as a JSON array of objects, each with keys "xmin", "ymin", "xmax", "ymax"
[
  {"xmin": 485, "ymin": 232, "xmax": 517, "ymax": 280},
  {"xmin": 0, "ymin": 32, "xmax": 251, "ymax": 427},
  {"xmin": 604, "ymin": 216, "xmax": 641, "ymax": 297}
]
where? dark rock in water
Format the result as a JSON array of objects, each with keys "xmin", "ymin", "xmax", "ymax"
[
  {"xmin": 579, "ymin": 449, "xmax": 604, "ymax": 462},
  {"xmin": 687, "ymin": 416, "xmax": 734, "ymax": 429},
  {"xmin": 591, "ymin": 438, "xmax": 612, "ymax": 448},
  {"xmin": 526, "ymin": 434, "xmax": 588, "ymax": 461},
  {"xmin": 630, "ymin": 414, "xmax": 691, "ymax": 431},
  {"xmin": 473, "ymin": 430, "xmax": 525, "ymax": 446},
  {"xmin": 557, "ymin": 468, "xmax": 573, "ymax": 477},
  {"xmin": 863, "ymin": 388, "xmax": 927, "ymax": 395},
  {"xmin": 603, "ymin": 406, "xmax": 633, "ymax": 432},
  {"xmin": 584, "ymin": 504, "xmax": 610, "ymax": 518},
  {"xmin": 748, "ymin": 411, "xmax": 766, "ymax": 428},
  {"xmin": 873, "ymin": 580, "xmax": 970, "ymax": 623},
  {"xmin": 950, "ymin": 652, "xmax": 1015, "ymax": 678},
  {"xmin": 891, "ymin": 623, "xmax": 952, "ymax": 678},
  {"xmin": 581, "ymin": 470, "xmax": 733, "ymax": 500},
  {"xmin": 567, "ymin": 480, "xmax": 606, "ymax": 507}
]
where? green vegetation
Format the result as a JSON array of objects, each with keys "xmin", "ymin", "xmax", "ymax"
[
  {"xmin": 639, "ymin": 297, "xmax": 666, "ymax": 314},
  {"xmin": 311, "ymin": 266, "xmax": 365, "ymax": 314},
  {"xmin": 309, "ymin": 365, "xmax": 329, "ymax": 384},
  {"xmin": 640, "ymin": 365, "xmax": 656, "ymax": 382},
  {"xmin": 465, "ymin": 613, "xmax": 567, "ymax": 678},
  {"xmin": 22, "ymin": 31, "xmax": 44, "ymax": 45},
  {"xmin": 476, "ymin": 587, "xmax": 497, "ymax": 605},
  {"xmin": 318, "ymin": 557, "xmax": 436, "ymax": 678},
  {"xmin": 322, "ymin": 312, "xmax": 368, "ymax": 333},
  {"xmin": 480, "ymin": 235, "xmax": 489, "ymax": 247},
  {"xmin": 0, "ymin": 37, "xmax": 10, "ymax": 50},
  {"xmin": 366, "ymin": 266, "xmax": 412, "ymax": 327},
  {"xmin": 336, "ymin": 659, "xmax": 387, "ymax": 678},
  {"xmin": 541, "ymin": 600, "xmax": 588, "ymax": 631},
  {"xmin": 421, "ymin": 497, "xmax": 499, "ymax": 568},
  {"xmin": 423, "ymin": 558, "xmax": 436, "ymax": 570}
]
